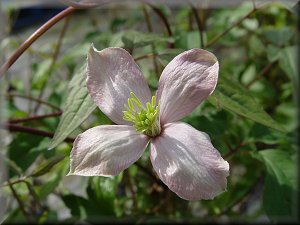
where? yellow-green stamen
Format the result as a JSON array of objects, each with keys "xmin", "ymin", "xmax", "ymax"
[{"xmin": 123, "ymin": 92, "xmax": 160, "ymax": 137}]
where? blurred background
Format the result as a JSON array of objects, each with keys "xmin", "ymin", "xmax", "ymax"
[{"xmin": 0, "ymin": 0, "xmax": 299, "ymax": 224}]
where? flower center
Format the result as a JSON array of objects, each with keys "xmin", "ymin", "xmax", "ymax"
[{"xmin": 123, "ymin": 92, "xmax": 161, "ymax": 137}]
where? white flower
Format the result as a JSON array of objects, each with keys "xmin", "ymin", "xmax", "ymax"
[{"xmin": 68, "ymin": 45, "xmax": 229, "ymax": 200}]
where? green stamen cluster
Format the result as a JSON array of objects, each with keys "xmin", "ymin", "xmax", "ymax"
[{"xmin": 123, "ymin": 92, "xmax": 161, "ymax": 137}]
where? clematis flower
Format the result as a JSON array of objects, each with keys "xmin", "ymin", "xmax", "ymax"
[{"xmin": 68, "ymin": 45, "xmax": 230, "ymax": 200}]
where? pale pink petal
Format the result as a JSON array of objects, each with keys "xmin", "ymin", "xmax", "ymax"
[
  {"xmin": 87, "ymin": 45, "xmax": 152, "ymax": 125},
  {"xmin": 150, "ymin": 122, "xmax": 229, "ymax": 200},
  {"xmin": 69, "ymin": 125, "xmax": 150, "ymax": 176},
  {"xmin": 156, "ymin": 49, "xmax": 219, "ymax": 124}
]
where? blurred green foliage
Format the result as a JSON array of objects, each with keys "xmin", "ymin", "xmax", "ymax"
[{"xmin": 1, "ymin": 1, "xmax": 298, "ymax": 224}]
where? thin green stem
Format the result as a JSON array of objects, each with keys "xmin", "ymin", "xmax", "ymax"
[
  {"xmin": 3, "ymin": 157, "xmax": 23, "ymax": 175},
  {"xmin": 142, "ymin": 6, "xmax": 160, "ymax": 79},
  {"xmin": 24, "ymin": 180, "xmax": 43, "ymax": 213},
  {"xmin": 252, "ymin": 0, "xmax": 257, "ymax": 10},
  {"xmin": 190, "ymin": 5, "xmax": 205, "ymax": 48},
  {"xmin": 1, "ymin": 177, "xmax": 27, "ymax": 188},
  {"xmin": 33, "ymin": 16, "xmax": 71, "ymax": 113},
  {"xmin": 7, "ymin": 180, "xmax": 33, "ymax": 223},
  {"xmin": 214, "ymin": 176, "xmax": 263, "ymax": 217},
  {"xmin": 205, "ymin": 3, "xmax": 273, "ymax": 48},
  {"xmin": 246, "ymin": 61, "xmax": 277, "ymax": 89}
]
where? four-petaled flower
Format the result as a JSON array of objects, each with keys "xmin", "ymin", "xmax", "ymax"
[{"xmin": 68, "ymin": 45, "xmax": 229, "ymax": 200}]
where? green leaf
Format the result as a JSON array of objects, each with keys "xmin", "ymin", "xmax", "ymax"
[
  {"xmin": 156, "ymin": 48, "xmax": 184, "ymax": 67},
  {"xmin": 266, "ymin": 45, "xmax": 281, "ymax": 62},
  {"xmin": 31, "ymin": 59, "xmax": 52, "ymax": 89},
  {"xmin": 279, "ymin": 46, "xmax": 298, "ymax": 104},
  {"xmin": 38, "ymin": 174, "xmax": 61, "ymax": 199},
  {"xmin": 208, "ymin": 76, "xmax": 285, "ymax": 132},
  {"xmin": 30, "ymin": 154, "xmax": 65, "ymax": 177},
  {"xmin": 57, "ymin": 43, "xmax": 91, "ymax": 67},
  {"xmin": 252, "ymin": 149, "xmax": 298, "ymax": 222},
  {"xmin": 49, "ymin": 64, "xmax": 97, "ymax": 149},
  {"xmin": 262, "ymin": 27, "xmax": 294, "ymax": 47},
  {"xmin": 62, "ymin": 195, "xmax": 89, "ymax": 219},
  {"xmin": 86, "ymin": 177, "xmax": 119, "ymax": 216},
  {"xmin": 110, "ymin": 30, "xmax": 173, "ymax": 49},
  {"xmin": 62, "ymin": 190, "xmax": 115, "ymax": 222},
  {"xmin": 279, "ymin": 46, "xmax": 298, "ymax": 81},
  {"xmin": 9, "ymin": 133, "xmax": 44, "ymax": 173}
]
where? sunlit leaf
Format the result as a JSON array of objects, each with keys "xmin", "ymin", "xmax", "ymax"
[
  {"xmin": 31, "ymin": 59, "xmax": 52, "ymax": 89},
  {"xmin": 279, "ymin": 46, "xmax": 298, "ymax": 81},
  {"xmin": 262, "ymin": 27, "xmax": 295, "ymax": 47},
  {"xmin": 110, "ymin": 30, "xmax": 174, "ymax": 49},
  {"xmin": 266, "ymin": 45, "xmax": 281, "ymax": 62},
  {"xmin": 252, "ymin": 149, "xmax": 297, "ymax": 222},
  {"xmin": 49, "ymin": 64, "xmax": 96, "ymax": 149},
  {"xmin": 9, "ymin": 133, "xmax": 44, "ymax": 173},
  {"xmin": 156, "ymin": 48, "xmax": 183, "ymax": 67},
  {"xmin": 208, "ymin": 76, "xmax": 285, "ymax": 132},
  {"xmin": 30, "ymin": 154, "xmax": 65, "ymax": 177}
]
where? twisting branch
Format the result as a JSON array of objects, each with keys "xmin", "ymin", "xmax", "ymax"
[
  {"xmin": 6, "ymin": 93, "xmax": 61, "ymax": 111},
  {"xmin": 0, "ymin": 7, "xmax": 76, "ymax": 77},
  {"xmin": 1, "ymin": 123, "xmax": 74, "ymax": 142},
  {"xmin": 9, "ymin": 111, "xmax": 62, "ymax": 124}
]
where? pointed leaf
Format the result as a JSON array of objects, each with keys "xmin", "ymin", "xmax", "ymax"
[
  {"xmin": 49, "ymin": 64, "xmax": 96, "ymax": 149},
  {"xmin": 252, "ymin": 149, "xmax": 297, "ymax": 222},
  {"xmin": 262, "ymin": 27, "xmax": 294, "ymax": 47},
  {"xmin": 279, "ymin": 46, "xmax": 298, "ymax": 93},
  {"xmin": 30, "ymin": 155, "xmax": 65, "ymax": 177},
  {"xmin": 208, "ymin": 76, "xmax": 285, "ymax": 132},
  {"xmin": 110, "ymin": 30, "xmax": 174, "ymax": 48}
]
